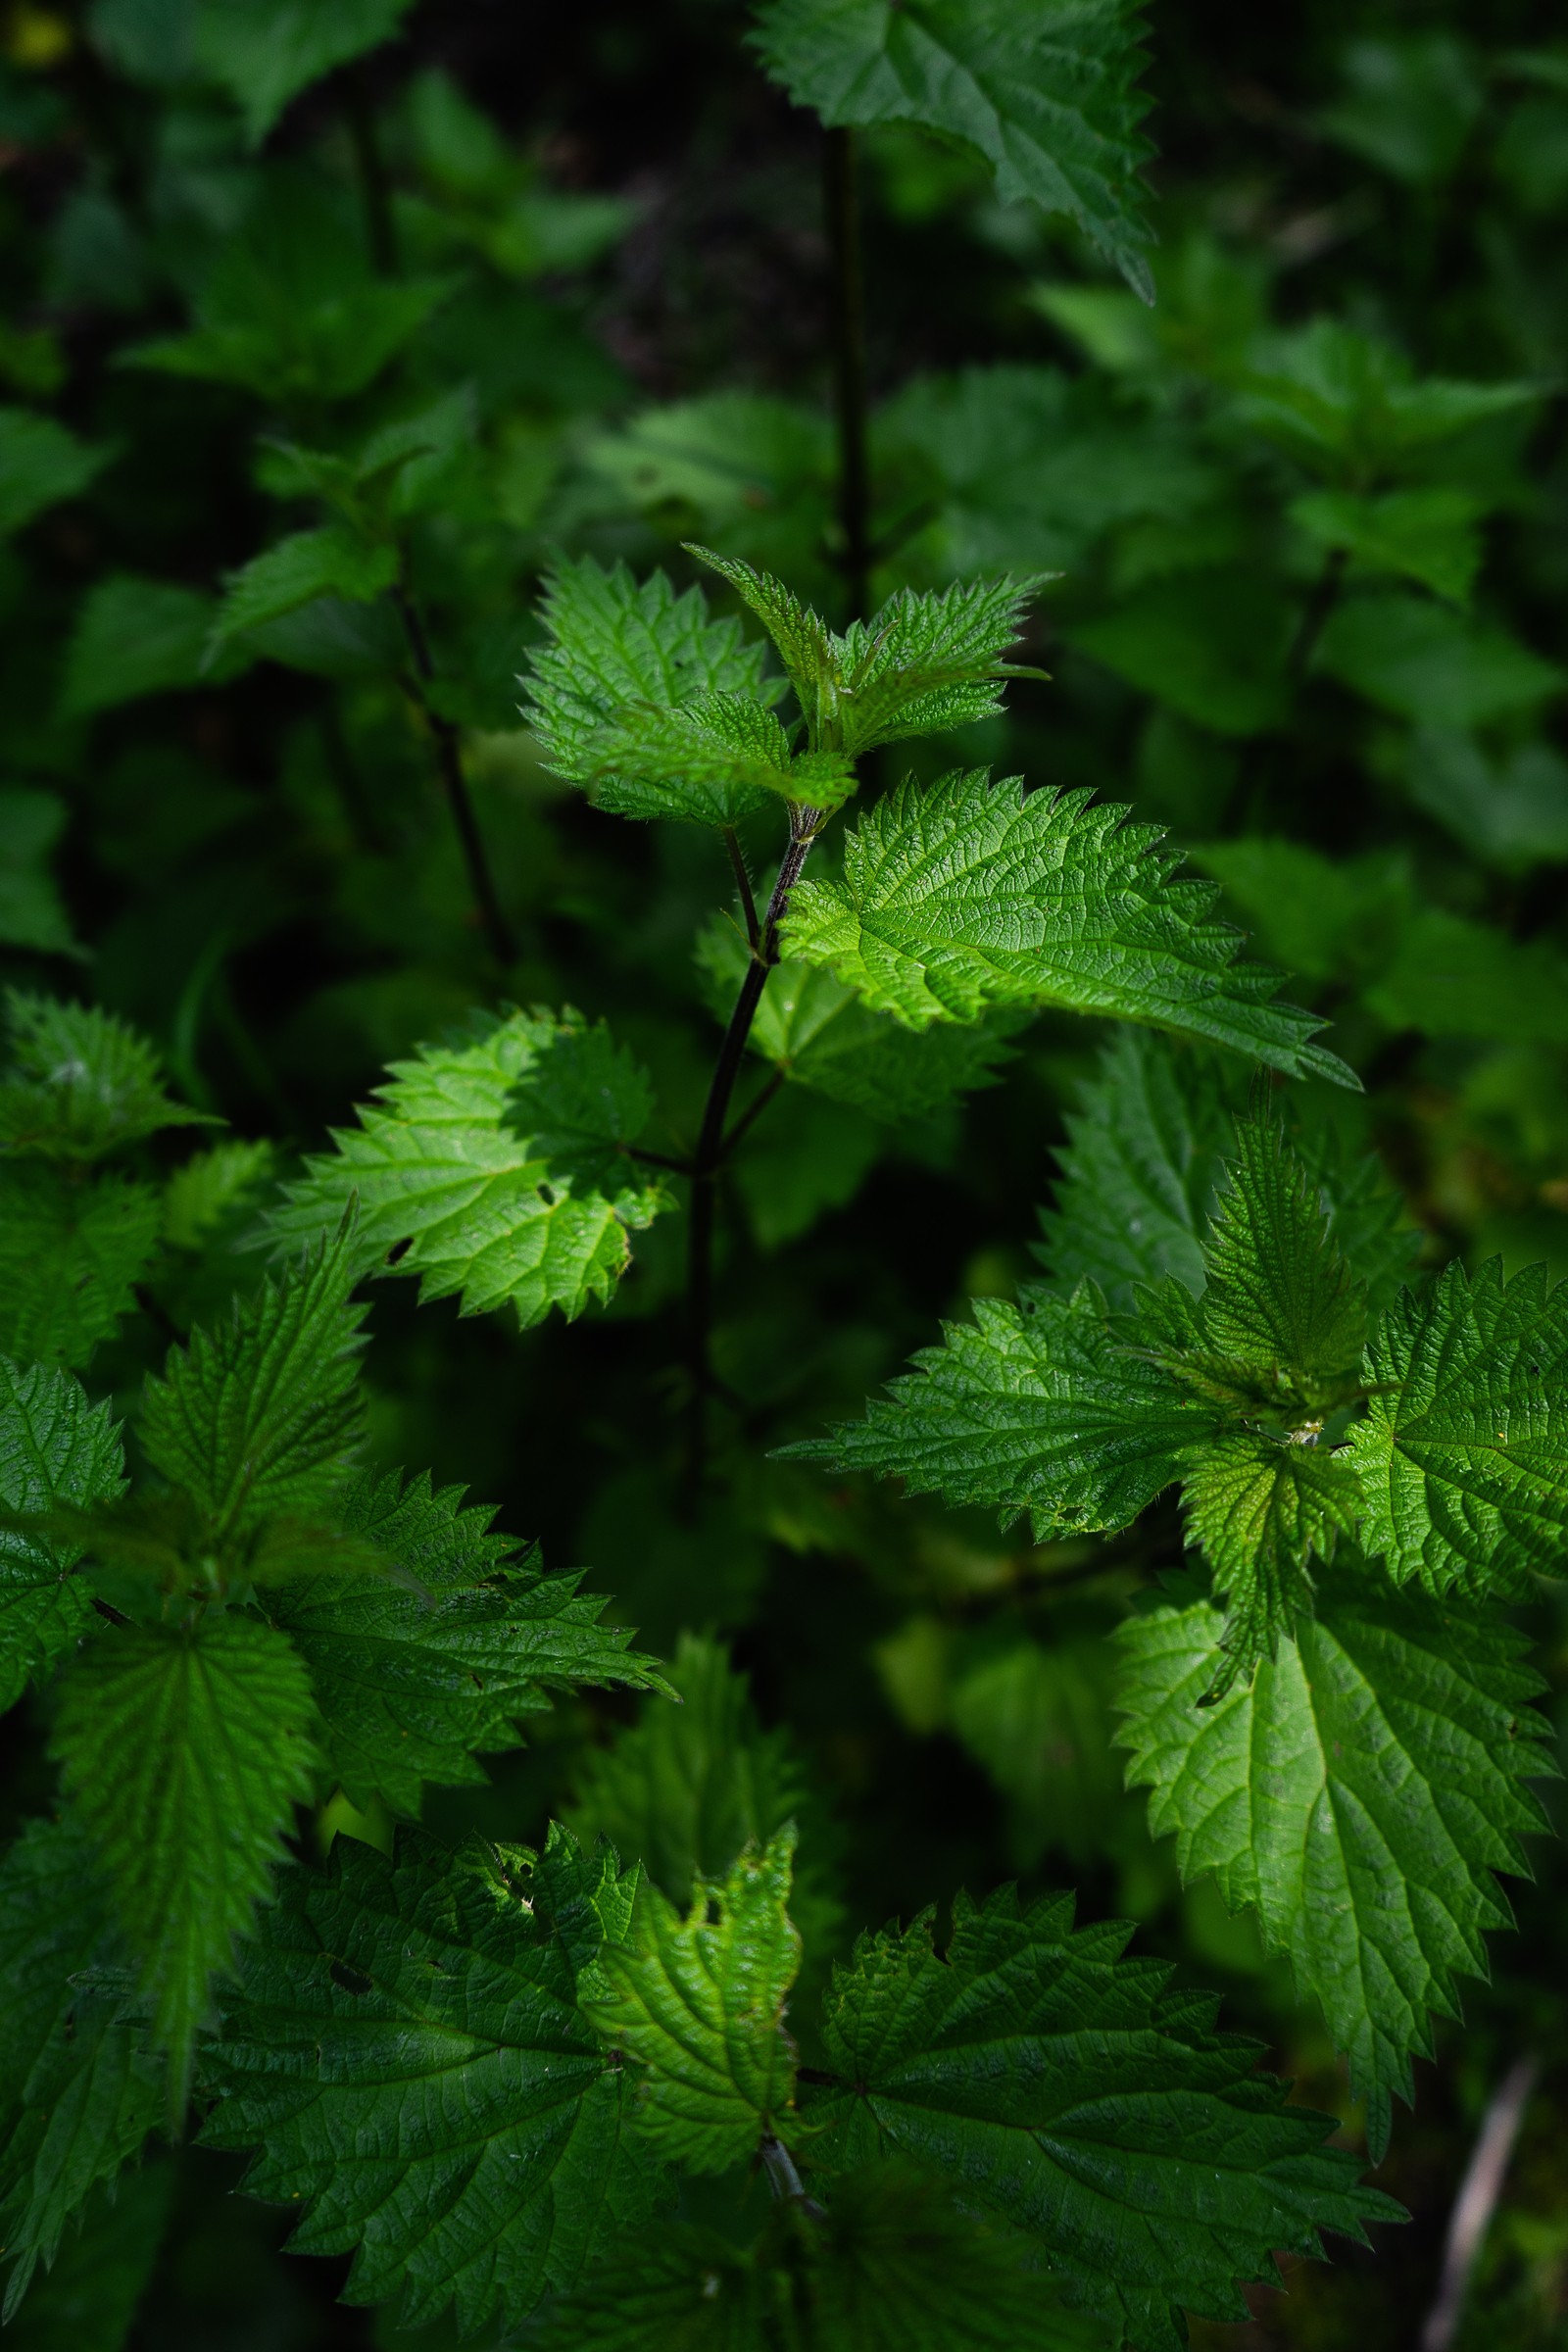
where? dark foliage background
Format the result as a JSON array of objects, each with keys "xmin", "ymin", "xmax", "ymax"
[{"xmin": 1, "ymin": 0, "xmax": 1565, "ymax": 2343}]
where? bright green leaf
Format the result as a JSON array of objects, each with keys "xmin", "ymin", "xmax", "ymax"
[
  {"xmin": 1115, "ymin": 1574, "xmax": 1554, "ymax": 2160},
  {"xmin": 1348, "ymin": 1256, "xmax": 1568, "ymax": 1599},
  {"xmin": 582, "ymin": 1831, "xmax": 801, "ymax": 2173},
  {"xmin": 140, "ymin": 1216, "xmax": 368, "ymax": 1543},
  {"xmin": 267, "ymin": 1008, "xmax": 669, "ymax": 1328},
  {"xmin": 780, "ymin": 767, "xmax": 1355, "ymax": 1084},
  {"xmin": 523, "ymin": 558, "xmax": 779, "ymax": 827},
  {"xmin": 792, "ymin": 1281, "xmax": 1209, "ymax": 1539},
  {"xmin": 51, "ymin": 1613, "xmax": 318, "ymax": 2097}
]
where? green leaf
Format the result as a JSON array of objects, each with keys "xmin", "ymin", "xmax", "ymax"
[
  {"xmin": 1035, "ymin": 1029, "xmax": 1236, "ymax": 1309},
  {"xmin": 1289, "ymin": 487, "xmax": 1485, "ymax": 605},
  {"xmin": 529, "ymin": 2163, "xmax": 1103, "ymax": 2349},
  {"xmin": 793, "ymin": 1282, "xmax": 1208, "ymax": 1539},
  {"xmin": 0, "ymin": 991, "xmax": 210, "ymax": 1160},
  {"xmin": 1361, "ymin": 908, "xmax": 1568, "ymax": 1047},
  {"xmin": 51, "ymin": 1614, "xmax": 318, "ymax": 2097},
  {"xmin": 1185, "ymin": 839, "xmax": 1411, "ymax": 988},
  {"xmin": 0, "ymin": 408, "xmax": 111, "ymax": 539},
  {"xmin": 0, "ymin": 1357, "xmax": 123, "ymax": 1716},
  {"xmin": 802, "ymin": 1886, "xmax": 1398, "ymax": 2347},
  {"xmin": 0, "ymin": 790, "xmax": 81, "ymax": 959},
  {"xmin": 210, "ymin": 526, "xmax": 399, "ymax": 650},
  {"xmin": 201, "ymin": 1826, "xmax": 666, "ymax": 2334},
  {"xmin": 1177, "ymin": 1433, "xmax": 1363, "ymax": 1694},
  {"xmin": 1068, "ymin": 571, "xmax": 1294, "ymax": 738},
  {"xmin": 697, "ymin": 921, "xmax": 1023, "ymax": 1125},
  {"xmin": 162, "ymin": 1138, "xmax": 275, "ymax": 1251},
  {"xmin": 1233, "ymin": 321, "xmax": 1544, "ymax": 480},
  {"xmin": 1316, "ymin": 594, "xmax": 1563, "ymax": 727},
  {"xmin": 0, "ymin": 1816, "xmax": 162, "ymax": 2321},
  {"xmin": 779, "ymin": 768, "xmax": 1355, "ymax": 1085},
  {"xmin": 880, "ymin": 364, "xmax": 1215, "ymax": 579},
  {"xmin": 267, "ymin": 1007, "xmax": 669, "ymax": 1329},
  {"xmin": 0, "ymin": 1166, "xmax": 162, "ymax": 1369},
  {"xmin": 582, "ymin": 1831, "xmax": 801, "ymax": 2173},
  {"xmin": 1319, "ymin": 33, "xmax": 1481, "ymax": 186},
  {"xmin": 1348, "ymin": 1257, "xmax": 1568, "ymax": 1599},
  {"xmin": 566, "ymin": 1631, "xmax": 842, "ymax": 1966},
  {"xmin": 522, "ymin": 558, "xmax": 778, "ymax": 826},
  {"xmin": 1196, "ymin": 1110, "xmax": 1367, "ymax": 1401},
  {"xmin": 693, "ymin": 553, "xmax": 1050, "ymax": 759},
  {"xmin": 58, "ymin": 575, "xmax": 249, "ymax": 718},
  {"xmin": 140, "ymin": 1216, "xmax": 368, "ymax": 1543},
  {"xmin": 193, "ymin": 0, "xmax": 415, "ymax": 145},
  {"xmin": 585, "ymin": 693, "xmax": 857, "ymax": 816},
  {"xmin": 268, "ymin": 1469, "xmax": 669, "ymax": 1816},
  {"xmin": 1114, "ymin": 1574, "xmax": 1555, "ymax": 2161},
  {"xmin": 1403, "ymin": 730, "xmax": 1568, "ymax": 874},
  {"xmin": 587, "ymin": 392, "xmax": 835, "ymax": 592},
  {"xmin": 124, "ymin": 179, "xmax": 450, "ymax": 408},
  {"xmin": 751, "ymin": 0, "xmax": 1156, "ymax": 301}
]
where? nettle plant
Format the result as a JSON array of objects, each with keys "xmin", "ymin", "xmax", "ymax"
[
  {"xmin": 13, "ymin": 535, "xmax": 1561, "ymax": 2350},
  {"xmin": 3, "ymin": 3, "xmax": 1567, "ymax": 2349}
]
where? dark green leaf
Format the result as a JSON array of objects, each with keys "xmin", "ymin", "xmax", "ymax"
[{"xmin": 201, "ymin": 1826, "xmax": 666, "ymax": 2334}]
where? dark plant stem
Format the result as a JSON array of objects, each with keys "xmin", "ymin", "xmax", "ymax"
[
  {"xmin": 722, "ymin": 825, "xmax": 760, "ymax": 950},
  {"xmin": 1286, "ymin": 544, "xmax": 1347, "ymax": 679},
  {"xmin": 683, "ymin": 808, "xmax": 822, "ymax": 1504},
  {"xmin": 344, "ymin": 64, "xmax": 399, "ymax": 276},
  {"xmin": 824, "ymin": 126, "xmax": 871, "ymax": 623},
  {"xmin": 625, "ymin": 1146, "xmax": 694, "ymax": 1177},
  {"xmin": 391, "ymin": 582, "xmax": 517, "ymax": 967}
]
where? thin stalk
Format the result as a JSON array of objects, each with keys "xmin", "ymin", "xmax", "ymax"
[
  {"xmin": 824, "ymin": 126, "xmax": 871, "ymax": 623},
  {"xmin": 1287, "ymin": 543, "xmax": 1347, "ymax": 679},
  {"xmin": 391, "ymin": 581, "xmax": 517, "ymax": 967},
  {"xmin": 683, "ymin": 807, "xmax": 822, "ymax": 1502},
  {"xmin": 722, "ymin": 824, "xmax": 761, "ymax": 950}
]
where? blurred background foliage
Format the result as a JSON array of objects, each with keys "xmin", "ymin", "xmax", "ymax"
[{"xmin": 1, "ymin": 0, "xmax": 1566, "ymax": 2343}]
